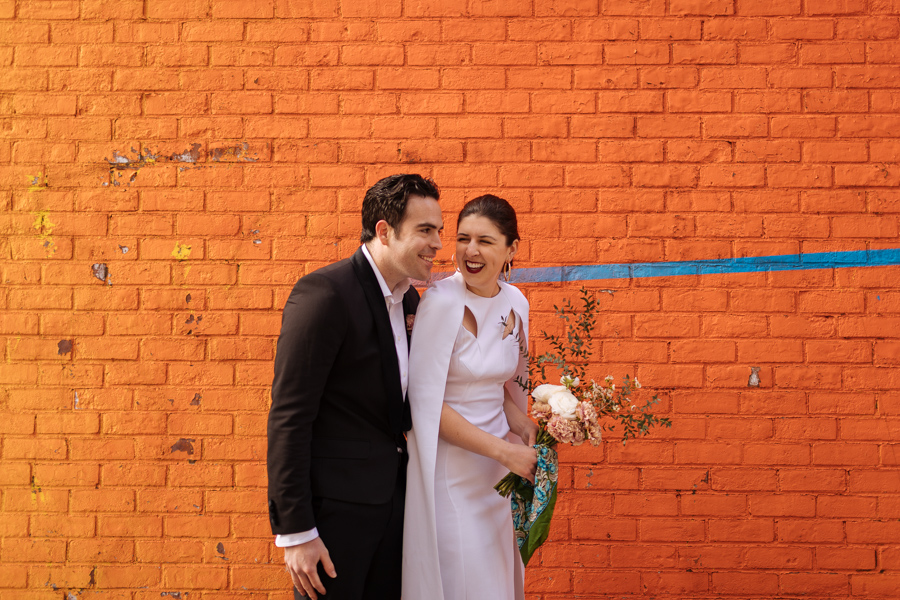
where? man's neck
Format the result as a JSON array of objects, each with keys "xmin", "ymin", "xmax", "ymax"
[{"xmin": 365, "ymin": 242, "xmax": 405, "ymax": 291}]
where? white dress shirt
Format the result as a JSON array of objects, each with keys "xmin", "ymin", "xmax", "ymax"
[{"xmin": 275, "ymin": 244, "xmax": 411, "ymax": 548}]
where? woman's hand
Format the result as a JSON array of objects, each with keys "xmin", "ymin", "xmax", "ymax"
[
  {"xmin": 501, "ymin": 442, "xmax": 537, "ymax": 484},
  {"xmin": 519, "ymin": 418, "xmax": 538, "ymax": 447}
]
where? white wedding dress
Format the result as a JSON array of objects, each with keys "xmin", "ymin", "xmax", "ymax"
[
  {"xmin": 432, "ymin": 289, "xmax": 522, "ymax": 600},
  {"xmin": 403, "ymin": 273, "xmax": 528, "ymax": 600}
]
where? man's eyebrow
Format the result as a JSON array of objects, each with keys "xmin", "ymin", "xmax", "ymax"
[{"xmin": 418, "ymin": 220, "xmax": 442, "ymax": 230}]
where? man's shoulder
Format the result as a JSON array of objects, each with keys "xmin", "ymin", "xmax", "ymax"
[
  {"xmin": 285, "ymin": 257, "xmax": 360, "ymax": 308},
  {"xmin": 295, "ymin": 256, "xmax": 358, "ymax": 288}
]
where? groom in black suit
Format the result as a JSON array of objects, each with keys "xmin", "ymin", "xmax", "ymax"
[{"xmin": 268, "ymin": 174, "xmax": 443, "ymax": 600}]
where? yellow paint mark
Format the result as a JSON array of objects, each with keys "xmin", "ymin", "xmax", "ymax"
[
  {"xmin": 31, "ymin": 475, "xmax": 44, "ymax": 504},
  {"xmin": 171, "ymin": 243, "xmax": 192, "ymax": 261},
  {"xmin": 32, "ymin": 210, "xmax": 57, "ymax": 254},
  {"xmin": 27, "ymin": 172, "xmax": 48, "ymax": 192},
  {"xmin": 32, "ymin": 210, "xmax": 55, "ymax": 237}
]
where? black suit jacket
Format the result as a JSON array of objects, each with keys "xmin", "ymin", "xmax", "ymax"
[{"xmin": 267, "ymin": 248, "xmax": 418, "ymax": 535}]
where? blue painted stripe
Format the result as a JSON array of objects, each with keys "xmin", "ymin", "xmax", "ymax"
[{"xmin": 508, "ymin": 248, "xmax": 900, "ymax": 284}]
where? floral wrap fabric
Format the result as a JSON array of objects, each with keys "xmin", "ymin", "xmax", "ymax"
[{"xmin": 510, "ymin": 444, "xmax": 559, "ymax": 566}]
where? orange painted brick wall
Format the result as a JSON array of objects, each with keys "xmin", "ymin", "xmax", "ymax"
[{"xmin": 2, "ymin": 0, "xmax": 900, "ymax": 597}]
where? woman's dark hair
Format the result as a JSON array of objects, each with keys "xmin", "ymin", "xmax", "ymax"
[
  {"xmin": 360, "ymin": 174, "xmax": 440, "ymax": 243},
  {"xmin": 457, "ymin": 194, "xmax": 520, "ymax": 246}
]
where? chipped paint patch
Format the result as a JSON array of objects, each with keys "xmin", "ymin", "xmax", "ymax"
[
  {"xmin": 171, "ymin": 143, "xmax": 202, "ymax": 163},
  {"xmin": 748, "ymin": 366, "xmax": 761, "ymax": 387},
  {"xmin": 210, "ymin": 142, "xmax": 258, "ymax": 162},
  {"xmin": 91, "ymin": 263, "xmax": 111, "ymax": 285},
  {"xmin": 103, "ymin": 142, "xmax": 259, "ymax": 186},
  {"xmin": 58, "ymin": 340, "xmax": 73, "ymax": 355},
  {"xmin": 74, "ymin": 391, "xmax": 80, "ymax": 409},
  {"xmin": 28, "ymin": 172, "xmax": 49, "ymax": 192},
  {"xmin": 170, "ymin": 439, "xmax": 195, "ymax": 455}
]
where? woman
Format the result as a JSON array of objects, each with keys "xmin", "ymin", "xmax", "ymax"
[{"xmin": 403, "ymin": 195, "xmax": 538, "ymax": 600}]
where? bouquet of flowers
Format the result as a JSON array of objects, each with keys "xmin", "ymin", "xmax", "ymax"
[{"xmin": 495, "ymin": 287, "xmax": 671, "ymax": 566}]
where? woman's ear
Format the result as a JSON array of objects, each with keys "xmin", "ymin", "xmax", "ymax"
[{"xmin": 507, "ymin": 239, "xmax": 519, "ymax": 262}]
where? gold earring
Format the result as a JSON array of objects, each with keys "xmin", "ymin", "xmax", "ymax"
[
  {"xmin": 503, "ymin": 261, "xmax": 512, "ymax": 282},
  {"xmin": 452, "ymin": 253, "xmax": 460, "ymax": 273}
]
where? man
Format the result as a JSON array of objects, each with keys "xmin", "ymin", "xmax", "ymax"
[{"xmin": 268, "ymin": 174, "xmax": 443, "ymax": 600}]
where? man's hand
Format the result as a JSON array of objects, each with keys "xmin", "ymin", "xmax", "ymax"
[{"xmin": 284, "ymin": 537, "xmax": 336, "ymax": 600}]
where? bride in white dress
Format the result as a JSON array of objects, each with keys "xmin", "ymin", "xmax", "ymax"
[{"xmin": 403, "ymin": 195, "xmax": 539, "ymax": 600}]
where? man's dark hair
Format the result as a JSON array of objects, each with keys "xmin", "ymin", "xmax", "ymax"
[
  {"xmin": 457, "ymin": 194, "xmax": 520, "ymax": 246},
  {"xmin": 360, "ymin": 174, "xmax": 440, "ymax": 243},
  {"xmin": 359, "ymin": 174, "xmax": 441, "ymax": 244}
]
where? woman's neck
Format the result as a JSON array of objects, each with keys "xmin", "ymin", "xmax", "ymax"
[{"xmin": 465, "ymin": 281, "xmax": 500, "ymax": 298}]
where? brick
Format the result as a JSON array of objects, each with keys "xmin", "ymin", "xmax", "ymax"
[
  {"xmin": 852, "ymin": 574, "xmax": 900, "ymax": 596},
  {"xmin": 577, "ymin": 66, "xmax": 640, "ymax": 88},
  {"xmin": 740, "ymin": 42, "xmax": 798, "ymax": 64},
  {"xmin": 1, "ymin": 538, "xmax": 66, "ymax": 562},
  {"xmin": 818, "ymin": 494, "xmax": 877, "ymax": 517},
  {"xmin": 814, "ymin": 442, "xmax": 879, "ymax": 465},
  {"xmin": 603, "ymin": 0, "xmax": 665, "ymax": 15},
  {"xmin": 28, "ymin": 514, "xmax": 91, "ymax": 539},
  {"xmin": 640, "ymin": 17, "xmax": 702, "ymax": 39},
  {"xmin": 705, "ymin": 115, "xmax": 768, "ymax": 138},
  {"xmin": 700, "ymin": 66, "xmax": 766, "ymax": 88},
  {"xmin": 598, "ymin": 140, "xmax": 663, "ymax": 162},
  {"xmin": 819, "ymin": 546, "xmax": 876, "ymax": 569},
  {"xmin": 94, "ymin": 565, "xmax": 161, "ymax": 588},
  {"xmin": 711, "ymin": 467, "xmax": 777, "ymax": 490},
  {"xmin": 668, "ymin": 90, "xmax": 731, "ymax": 112},
  {"xmin": 69, "ymin": 539, "xmax": 134, "ymax": 563},
  {"xmin": 747, "ymin": 546, "xmax": 813, "ymax": 569},
  {"xmin": 838, "ymin": 16, "xmax": 900, "ymax": 39},
  {"xmin": 709, "ymin": 518, "xmax": 773, "ymax": 541},
  {"xmin": 674, "ymin": 42, "xmax": 736, "ymax": 64},
  {"xmin": 640, "ymin": 518, "xmax": 705, "ymax": 542}
]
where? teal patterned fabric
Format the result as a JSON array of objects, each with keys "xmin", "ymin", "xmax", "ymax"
[{"xmin": 510, "ymin": 444, "xmax": 558, "ymax": 566}]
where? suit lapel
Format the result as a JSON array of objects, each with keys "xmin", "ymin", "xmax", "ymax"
[{"xmin": 350, "ymin": 248, "xmax": 406, "ymax": 434}]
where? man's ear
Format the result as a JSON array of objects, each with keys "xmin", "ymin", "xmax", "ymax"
[{"xmin": 374, "ymin": 219, "xmax": 391, "ymax": 245}]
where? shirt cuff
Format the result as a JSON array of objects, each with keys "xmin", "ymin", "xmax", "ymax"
[{"xmin": 275, "ymin": 529, "xmax": 319, "ymax": 547}]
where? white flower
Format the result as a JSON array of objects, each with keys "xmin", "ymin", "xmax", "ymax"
[
  {"xmin": 560, "ymin": 374, "xmax": 580, "ymax": 388},
  {"xmin": 533, "ymin": 384, "xmax": 566, "ymax": 403},
  {"xmin": 633, "ymin": 378, "xmax": 641, "ymax": 389},
  {"xmin": 548, "ymin": 389, "xmax": 579, "ymax": 420}
]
